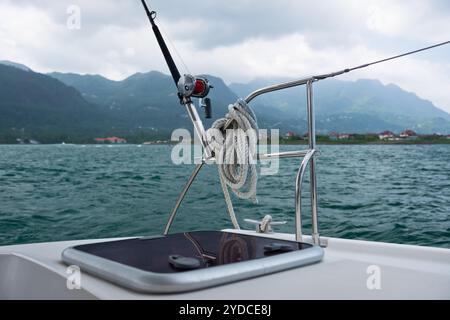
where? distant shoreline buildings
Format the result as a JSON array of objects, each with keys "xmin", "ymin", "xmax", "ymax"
[{"xmin": 283, "ymin": 129, "xmax": 450, "ymax": 142}]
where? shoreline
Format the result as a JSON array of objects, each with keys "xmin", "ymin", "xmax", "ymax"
[{"xmin": 1, "ymin": 141, "xmax": 450, "ymax": 146}]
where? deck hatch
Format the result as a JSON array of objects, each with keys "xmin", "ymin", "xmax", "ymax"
[{"xmin": 62, "ymin": 231, "xmax": 323, "ymax": 293}]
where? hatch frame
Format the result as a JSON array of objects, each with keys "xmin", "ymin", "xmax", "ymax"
[{"xmin": 62, "ymin": 230, "xmax": 324, "ymax": 293}]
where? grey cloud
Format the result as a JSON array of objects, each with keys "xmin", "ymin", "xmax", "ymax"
[
  {"xmin": 10, "ymin": 0, "xmax": 450, "ymax": 51},
  {"xmin": 5, "ymin": 0, "xmax": 382, "ymax": 49},
  {"xmin": 144, "ymin": 0, "xmax": 368, "ymax": 48}
]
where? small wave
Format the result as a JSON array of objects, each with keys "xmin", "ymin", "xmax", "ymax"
[
  {"xmin": 57, "ymin": 208, "xmax": 80, "ymax": 215},
  {"xmin": 3, "ymin": 173, "xmax": 16, "ymax": 177},
  {"xmin": 30, "ymin": 214, "xmax": 58, "ymax": 222},
  {"xmin": 321, "ymin": 203, "xmax": 377, "ymax": 210}
]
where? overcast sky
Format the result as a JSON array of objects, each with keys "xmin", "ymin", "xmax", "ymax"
[{"xmin": 1, "ymin": 0, "xmax": 450, "ymax": 112}]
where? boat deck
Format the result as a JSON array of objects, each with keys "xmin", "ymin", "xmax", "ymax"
[{"xmin": 1, "ymin": 230, "xmax": 449, "ymax": 299}]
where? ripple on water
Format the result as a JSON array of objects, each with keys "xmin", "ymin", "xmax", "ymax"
[{"xmin": 0, "ymin": 144, "xmax": 448, "ymax": 248}]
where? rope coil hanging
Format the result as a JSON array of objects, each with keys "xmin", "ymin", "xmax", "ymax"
[{"xmin": 207, "ymin": 99, "xmax": 259, "ymax": 229}]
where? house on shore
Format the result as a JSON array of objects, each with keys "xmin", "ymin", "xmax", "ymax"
[
  {"xmin": 399, "ymin": 130, "xmax": 418, "ymax": 140},
  {"xmin": 378, "ymin": 131, "xmax": 395, "ymax": 140},
  {"xmin": 329, "ymin": 132, "xmax": 351, "ymax": 140},
  {"xmin": 94, "ymin": 137, "xmax": 127, "ymax": 144}
]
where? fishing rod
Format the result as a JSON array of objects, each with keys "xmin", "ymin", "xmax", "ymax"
[
  {"xmin": 140, "ymin": 0, "xmax": 212, "ymax": 106},
  {"xmin": 140, "ymin": 0, "xmax": 214, "ymax": 159},
  {"xmin": 140, "ymin": 0, "xmax": 180, "ymax": 85}
]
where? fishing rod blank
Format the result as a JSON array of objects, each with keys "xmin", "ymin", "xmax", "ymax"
[{"xmin": 141, "ymin": 0, "xmax": 181, "ymax": 85}]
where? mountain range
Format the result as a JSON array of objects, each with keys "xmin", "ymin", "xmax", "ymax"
[
  {"xmin": 1, "ymin": 60, "xmax": 449, "ymax": 143},
  {"xmin": 230, "ymin": 78, "xmax": 450, "ymax": 134}
]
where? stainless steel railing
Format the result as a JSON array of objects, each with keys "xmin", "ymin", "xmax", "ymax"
[{"xmin": 164, "ymin": 76, "xmax": 321, "ymax": 245}]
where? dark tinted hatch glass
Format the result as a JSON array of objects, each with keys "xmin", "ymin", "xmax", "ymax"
[{"xmin": 73, "ymin": 231, "xmax": 311, "ymax": 273}]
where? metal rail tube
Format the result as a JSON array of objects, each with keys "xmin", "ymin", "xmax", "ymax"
[
  {"xmin": 295, "ymin": 150, "xmax": 316, "ymax": 242},
  {"xmin": 183, "ymin": 98, "xmax": 213, "ymax": 159},
  {"xmin": 164, "ymin": 162, "xmax": 204, "ymax": 235},
  {"xmin": 245, "ymin": 77, "xmax": 314, "ymax": 104},
  {"xmin": 306, "ymin": 81, "xmax": 320, "ymax": 245},
  {"xmin": 258, "ymin": 150, "xmax": 309, "ymax": 160},
  {"xmin": 203, "ymin": 150, "xmax": 311, "ymax": 163}
]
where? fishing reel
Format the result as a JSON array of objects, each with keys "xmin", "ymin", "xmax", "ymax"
[
  {"xmin": 178, "ymin": 74, "xmax": 213, "ymax": 118},
  {"xmin": 177, "ymin": 74, "xmax": 212, "ymax": 99}
]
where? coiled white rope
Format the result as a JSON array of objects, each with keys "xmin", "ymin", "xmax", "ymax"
[{"xmin": 206, "ymin": 99, "xmax": 259, "ymax": 229}]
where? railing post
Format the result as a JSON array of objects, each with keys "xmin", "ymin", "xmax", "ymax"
[{"xmin": 306, "ymin": 80, "xmax": 320, "ymax": 245}]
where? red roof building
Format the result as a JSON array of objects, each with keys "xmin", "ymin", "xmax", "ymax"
[
  {"xmin": 400, "ymin": 130, "xmax": 417, "ymax": 138},
  {"xmin": 378, "ymin": 131, "xmax": 395, "ymax": 140},
  {"xmin": 94, "ymin": 137, "xmax": 127, "ymax": 144}
]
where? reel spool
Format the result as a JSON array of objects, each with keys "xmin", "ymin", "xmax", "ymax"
[{"xmin": 178, "ymin": 74, "xmax": 212, "ymax": 99}]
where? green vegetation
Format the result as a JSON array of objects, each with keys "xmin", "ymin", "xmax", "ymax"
[{"xmin": 280, "ymin": 134, "xmax": 450, "ymax": 145}]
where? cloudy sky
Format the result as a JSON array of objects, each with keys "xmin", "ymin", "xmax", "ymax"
[{"xmin": 1, "ymin": 0, "xmax": 450, "ymax": 112}]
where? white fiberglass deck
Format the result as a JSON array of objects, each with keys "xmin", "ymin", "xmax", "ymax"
[{"xmin": 1, "ymin": 230, "xmax": 449, "ymax": 300}]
